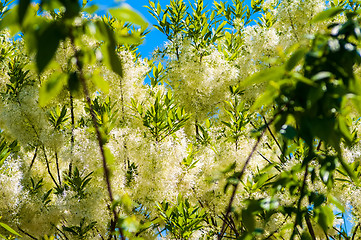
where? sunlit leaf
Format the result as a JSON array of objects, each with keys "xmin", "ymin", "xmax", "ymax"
[
  {"xmin": 39, "ymin": 71, "xmax": 67, "ymax": 106},
  {"xmin": 286, "ymin": 48, "xmax": 306, "ymax": 71},
  {"xmin": 240, "ymin": 67, "xmax": 284, "ymax": 88},
  {"xmin": 311, "ymin": 7, "xmax": 343, "ymax": 23},
  {"xmin": 36, "ymin": 22, "xmax": 65, "ymax": 74},
  {"xmin": 0, "ymin": 222, "xmax": 21, "ymax": 237},
  {"xmin": 109, "ymin": 4, "xmax": 148, "ymax": 28}
]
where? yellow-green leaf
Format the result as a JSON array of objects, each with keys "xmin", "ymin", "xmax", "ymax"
[
  {"xmin": 39, "ymin": 71, "xmax": 67, "ymax": 106},
  {"xmin": 0, "ymin": 222, "xmax": 21, "ymax": 237},
  {"xmin": 311, "ymin": 7, "xmax": 343, "ymax": 23},
  {"xmin": 109, "ymin": 4, "xmax": 148, "ymax": 28}
]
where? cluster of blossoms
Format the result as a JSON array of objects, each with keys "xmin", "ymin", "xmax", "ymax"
[{"xmin": 0, "ymin": 0, "xmax": 361, "ymax": 239}]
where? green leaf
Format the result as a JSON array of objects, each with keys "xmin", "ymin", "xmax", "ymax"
[
  {"xmin": 286, "ymin": 48, "xmax": 306, "ymax": 72},
  {"xmin": 18, "ymin": 0, "xmax": 30, "ymax": 25},
  {"xmin": 280, "ymin": 125, "xmax": 297, "ymax": 139},
  {"xmin": 338, "ymin": 116, "xmax": 352, "ymax": 145},
  {"xmin": 239, "ymin": 66, "xmax": 284, "ymax": 88},
  {"xmin": 242, "ymin": 209, "xmax": 255, "ymax": 232},
  {"xmin": 0, "ymin": 6, "xmax": 21, "ymax": 36},
  {"xmin": 109, "ymin": 4, "xmax": 148, "ymax": 28},
  {"xmin": 83, "ymin": 4, "xmax": 99, "ymax": 14},
  {"xmin": 0, "ymin": 222, "xmax": 21, "ymax": 237},
  {"xmin": 96, "ymin": 21, "xmax": 123, "ymax": 77},
  {"xmin": 39, "ymin": 71, "xmax": 67, "ymax": 106},
  {"xmin": 92, "ymin": 69, "xmax": 109, "ymax": 94},
  {"xmin": 301, "ymin": 232, "xmax": 313, "ymax": 240},
  {"xmin": 317, "ymin": 205, "xmax": 334, "ymax": 232},
  {"xmin": 67, "ymin": 72, "xmax": 81, "ymax": 95},
  {"xmin": 36, "ymin": 22, "xmax": 65, "ymax": 74},
  {"xmin": 250, "ymin": 87, "xmax": 278, "ymax": 111},
  {"xmin": 104, "ymin": 146, "xmax": 115, "ymax": 166},
  {"xmin": 328, "ymin": 195, "xmax": 345, "ymax": 213},
  {"xmin": 311, "ymin": 7, "xmax": 343, "ymax": 23}
]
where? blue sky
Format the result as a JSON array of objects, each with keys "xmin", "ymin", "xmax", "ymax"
[{"xmin": 92, "ymin": 0, "xmax": 252, "ymax": 58}]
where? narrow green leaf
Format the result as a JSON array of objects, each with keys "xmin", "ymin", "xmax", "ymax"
[
  {"xmin": 328, "ymin": 195, "xmax": 345, "ymax": 213},
  {"xmin": 311, "ymin": 7, "xmax": 343, "ymax": 23},
  {"xmin": 67, "ymin": 72, "xmax": 81, "ymax": 95},
  {"xmin": 317, "ymin": 206, "xmax": 334, "ymax": 232},
  {"xmin": 96, "ymin": 21, "xmax": 123, "ymax": 77},
  {"xmin": 239, "ymin": 66, "xmax": 284, "ymax": 88},
  {"xmin": 286, "ymin": 48, "xmax": 306, "ymax": 72},
  {"xmin": 242, "ymin": 209, "xmax": 255, "ymax": 232},
  {"xmin": 18, "ymin": 0, "xmax": 30, "ymax": 25},
  {"xmin": 36, "ymin": 23, "xmax": 65, "ymax": 74},
  {"xmin": 92, "ymin": 69, "xmax": 109, "ymax": 94},
  {"xmin": 83, "ymin": 4, "xmax": 99, "ymax": 14},
  {"xmin": 0, "ymin": 222, "xmax": 21, "ymax": 237},
  {"xmin": 109, "ymin": 4, "xmax": 148, "ymax": 28}
]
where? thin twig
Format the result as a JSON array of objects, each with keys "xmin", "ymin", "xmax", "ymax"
[
  {"xmin": 55, "ymin": 152, "xmax": 62, "ymax": 187},
  {"xmin": 157, "ymin": 226, "xmax": 164, "ymax": 237},
  {"xmin": 69, "ymin": 35, "xmax": 123, "ymax": 240},
  {"xmin": 305, "ymin": 213, "xmax": 316, "ymax": 240},
  {"xmin": 290, "ymin": 163, "xmax": 309, "ymax": 240},
  {"xmin": 29, "ymin": 147, "xmax": 38, "ymax": 170},
  {"xmin": 258, "ymin": 151, "xmax": 273, "ymax": 164},
  {"xmin": 218, "ymin": 116, "xmax": 276, "ymax": 240},
  {"xmin": 17, "ymin": 226, "xmax": 38, "ymax": 240},
  {"xmin": 69, "ymin": 92, "xmax": 75, "ymax": 177},
  {"xmin": 352, "ymin": 223, "xmax": 360, "ymax": 240},
  {"xmin": 42, "ymin": 146, "xmax": 60, "ymax": 189},
  {"xmin": 263, "ymin": 116, "xmax": 282, "ymax": 154}
]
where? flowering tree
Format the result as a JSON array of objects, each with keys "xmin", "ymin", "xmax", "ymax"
[{"xmin": 1, "ymin": 0, "xmax": 361, "ymax": 239}]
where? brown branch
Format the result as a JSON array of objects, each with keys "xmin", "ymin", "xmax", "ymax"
[
  {"xmin": 17, "ymin": 227, "xmax": 38, "ymax": 240},
  {"xmin": 352, "ymin": 223, "xmax": 360, "ymax": 240},
  {"xmin": 29, "ymin": 147, "xmax": 38, "ymax": 170},
  {"xmin": 263, "ymin": 116, "xmax": 282, "ymax": 153},
  {"xmin": 69, "ymin": 36, "xmax": 123, "ymax": 240},
  {"xmin": 42, "ymin": 146, "xmax": 60, "ymax": 189},
  {"xmin": 55, "ymin": 152, "xmax": 62, "ymax": 187},
  {"xmin": 69, "ymin": 92, "xmax": 75, "ymax": 177},
  {"xmin": 290, "ymin": 163, "xmax": 309, "ymax": 240},
  {"xmin": 218, "ymin": 117, "xmax": 275, "ymax": 240},
  {"xmin": 305, "ymin": 213, "xmax": 316, "ymax": 240}
]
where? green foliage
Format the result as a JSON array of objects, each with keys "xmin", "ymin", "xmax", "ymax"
[
  {"xmin": 243, "ymin": 7, "xmax": 361, "ymax": 168},
  {"xmin": 4, "ymin": 56, "xmax": 32, "ymax": 99},
  {"xmin": 195, "ymin": 119, "xmax": 212, "ymax": 145},
  {"xmin": 148, "ymin": 62, "xmax": 165, "ymax": 88},
  {"xmin": 2, "ymin": 0, "xmax": 361, "ymax": 239},
  {"xmin": 62, "ymin": 218, "xmax": 97, "ymax": 240},
  {"xmin": 83, "ymin": 96, "xmax": 118, "ymax": 141},
  {"xmin": 146, "ymin": 0, "xmax": 188, "ymax": 40},
  {"xmin": 0, "ymin": 132, "xmax": 18, "ymax": 170},
  {"xmin": 155, "ymin": 195, "xmax": 207, "ymax": 240},
  {"xmin": 181, "ymin": 144, "xmax": 199, "ymax": 170},
  {"xmin": 63, "ymin": 167, "xmax": 93, "ymax": 199},
  {"xmin": 0, "ymin": 216, "xmax": 21, "ymax": 238},
  {"xmin": 125, "ymin": 160, "xmax": 138, "ymax": 187},
  {"xmin": 0, "ymin": 0, "xmax": 13, "ymax": 19},
  {"xmin": 28, "ymin": 177, "xmax": 44, "ymax": 194},
  {"xmin": 131, "ymin": 91, "xmax": 190, "ymax": 143},
  {"xmin": 48, "ymin": 105, "xmax": 69, "ymax": 131},
  {"xmin": 221, "ymin": 86, "xmax": 251, "ymax": 149}
]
